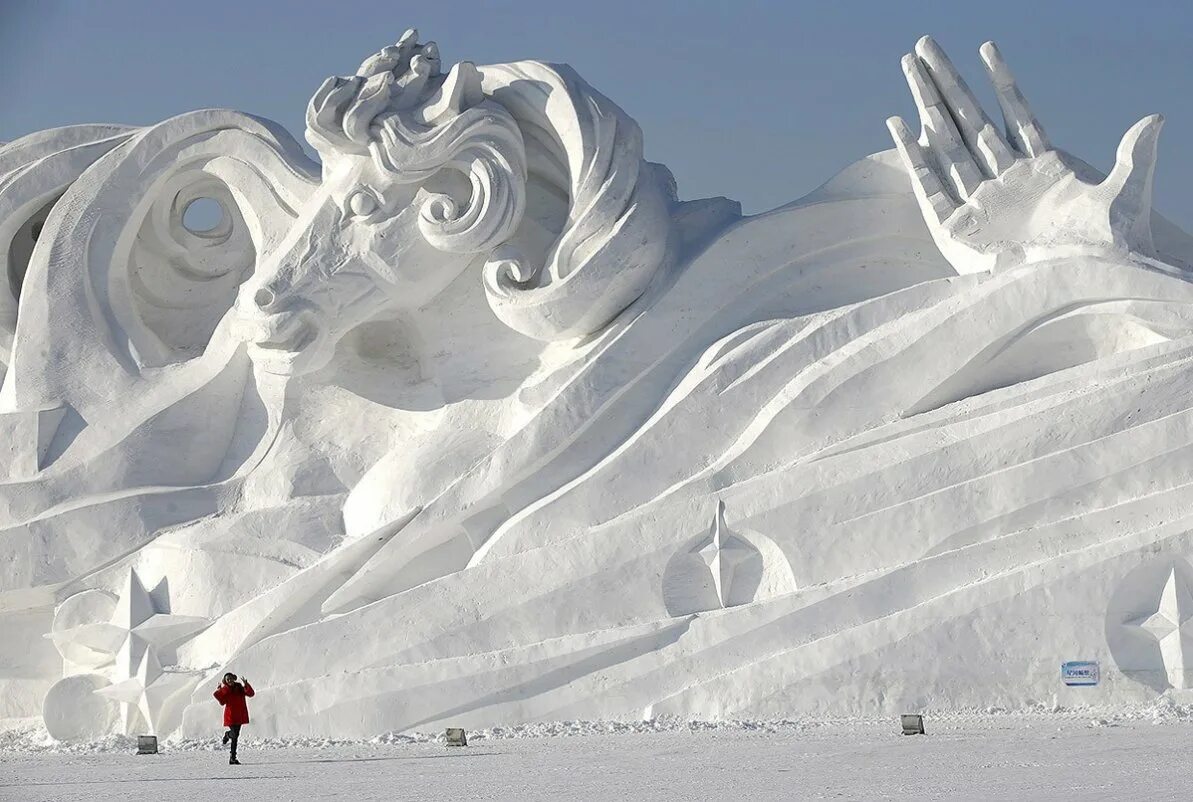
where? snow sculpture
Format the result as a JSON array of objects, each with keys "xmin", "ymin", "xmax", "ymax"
[
  {"xmin": 41, "ymin": 674, "xmax": 121, "ymax": 741},
  {"xmin": 96, "ymin": 649, "xmax": 184, "ymax": 736},
  {"xmin": 239, "ymin": 28, "xmax": 675, "ymax": 376},
  {"xmin": 4, "ymin": 29, "xmax": 1193, "ymax": 740},
  {"xmin": 43, "ymin": 569, "xmax": 206, "ymax": 735},
  {"xmin": 695, "ymin": 501, "xmax": 757, "ymax": 609},
  {"xmin": 1124, "ymin": 566, "xmax": 1193, "ymax": 689},
  {"xmin": 661, "ymin": 500, "xmax": 794, "ymax": 615},
  {"xmin": 46, "ymin": 588, "xmax": 119, "ymax": 672},
  {"xmin": 886, "ymin": 38, "xmax": 1163, "ymax": 273},
  {"xmin": 1107, "ymin": 558, "xmax": 1193, "ymax": 691}
]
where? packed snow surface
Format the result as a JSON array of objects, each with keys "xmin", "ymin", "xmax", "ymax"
[{"xmin": 3, "ymin": 711, "xmax": 1193, "ymax": 801}]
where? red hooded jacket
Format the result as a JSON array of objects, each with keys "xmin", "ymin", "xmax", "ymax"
[{"xmin": 213, "ymin": 681, "xmax": 254, "ymax": 726}]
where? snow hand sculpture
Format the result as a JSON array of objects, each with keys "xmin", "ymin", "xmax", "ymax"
[{"xmin": 886, "ymin": 36, "xmax": 1164, "ymax": 274}]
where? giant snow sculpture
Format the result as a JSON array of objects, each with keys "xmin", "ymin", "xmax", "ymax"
[{"xmin": 3, "ymin": 30, "xmax": 1193, "ymax": 738}]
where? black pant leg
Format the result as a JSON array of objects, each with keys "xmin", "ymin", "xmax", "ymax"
[{"xmin": 229, "ymin": 724, "xmax": 241, "ymax": 760}]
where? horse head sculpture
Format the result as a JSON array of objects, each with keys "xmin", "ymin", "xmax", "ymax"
[{"xmin": 240, "ymin": 29, "xmax": 676, "ymax": 376}]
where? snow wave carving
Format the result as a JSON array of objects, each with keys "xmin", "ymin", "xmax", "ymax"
[
  {"xmin": 478, "ymin": 61, "xmax": 676, "ymax": 340},
  {"xmin": 905, "ymin": 298, "xmax": 1184, "ymax": 416}
]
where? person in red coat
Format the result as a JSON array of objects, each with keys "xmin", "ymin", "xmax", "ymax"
[{"xmin": 213, "ymin": 672, "xmax": 255, "ymax": 765}]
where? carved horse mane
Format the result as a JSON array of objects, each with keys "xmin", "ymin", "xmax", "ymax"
[{"xmin": 304, "ymin": 29, "xmax": 677, "ymax": 342}]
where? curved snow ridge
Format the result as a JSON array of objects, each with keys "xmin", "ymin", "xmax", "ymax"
[
  {"xmin": 720, "ymin": 347, "xmax": 1193, "ymax": 586},
  {"xmin": 480, "ymin": 256, "xmax": 1193, "ymax": 564},
  {"xmin": 904, "ymin": 297, "xmax": 1190, "ymax": 416},
  {"xmin": 804, "ymin": 334, "xmax": 1193, "ymax": 466}
]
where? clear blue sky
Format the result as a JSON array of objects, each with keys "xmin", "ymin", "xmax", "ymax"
[{"xmin": 3, "ymin": 0, "xmax": 1192, "ymax": 220}]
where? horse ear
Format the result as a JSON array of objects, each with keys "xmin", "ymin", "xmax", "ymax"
[
  {"xmin": 418, "ymin": 62, "xmax": 485, "ymax": 126},
  {"xmin": 306, "ymin": 76, "xmax": 369, "ymax": 158}
]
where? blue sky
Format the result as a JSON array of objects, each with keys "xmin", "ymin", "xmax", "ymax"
[{"xmin": 3, "ymin": 0, "xmax": 1192, "ymax": 220}]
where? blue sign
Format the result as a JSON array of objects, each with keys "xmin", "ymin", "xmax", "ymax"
[{"xmin": 1061, "ymin": 661, "xmax": 1099, "ymax": 686}]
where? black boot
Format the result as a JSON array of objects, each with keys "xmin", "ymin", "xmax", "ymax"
[
  {"xmin": 227, "ymin": 723, "xmax": 241, "ymax": 763},
  {"xmin": 221, "ymin": 730, "xmax": 231, "ymax": 746}
]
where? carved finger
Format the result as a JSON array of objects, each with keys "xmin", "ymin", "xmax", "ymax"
[
  {"xmin": 915, "ymin": 36, "xmax": 1014, "ymax": 176},
  {"xmin": 979, "ymin": 41, "xmax": 1050, "ymax": 157},
  {"xmin": 1102, "ymin": 114, "xmax": 1164, "ymax": 250},
  {"xmin": 887, "ymin": 115, "xmax": 957, "ymax": 223},
  {"xmin": 901, "ymin": 53, "xmax": 983, "ymax": 200}
]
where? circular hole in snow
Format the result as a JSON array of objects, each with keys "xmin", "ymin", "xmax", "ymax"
[{"xmin": 182, "ymin": 197, "xmax": 225, "ymax": 234}]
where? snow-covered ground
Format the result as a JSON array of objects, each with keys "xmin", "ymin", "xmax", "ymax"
[{"xmin": 3, "ymin": 708, "xmax": 1193, "ymax": 801}]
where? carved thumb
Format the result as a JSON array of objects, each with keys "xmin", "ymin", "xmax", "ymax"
[{"xmin": 1101, "ymin": 113, "xmax": 1163, "ymax": 251}]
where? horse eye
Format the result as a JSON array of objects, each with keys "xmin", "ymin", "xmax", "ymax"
[{"xmin": 347, "ymin": 190, "xmax": 379, "ymax": 219}]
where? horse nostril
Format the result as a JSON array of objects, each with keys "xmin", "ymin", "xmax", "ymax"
[{"xmin": 254, "ymin": 287, "xmax": 276, "ymax": 311}]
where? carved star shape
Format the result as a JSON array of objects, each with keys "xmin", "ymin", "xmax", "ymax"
[
  {"xmin": 94, "ymin": 647, "xmax": 189, "ymax": 734},
  {"xmin": 694, "ymin": 500, "xmax": 754, "ymax": 609},
  {"xmin": 48, "ymin": 568, "xmax": 207, "ymax": 677},
  {"xmin": 1126, "ymin": 566, "xmax": 1193, "ymax": 689}
]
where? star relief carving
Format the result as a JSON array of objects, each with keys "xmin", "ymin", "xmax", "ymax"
[
  {"xmin": 693, "ymin": 500, "xmax": 757, "ymax": 609},
  {"xmin": 94, "ymin": 646, "xmax": 190, "ymax": 735},
  {"xmin": 106, "ymin": 568, "xmax": 208, "ymax": 676},
  {"xmin": 48, "ymin": 567, "xmax": 208, "ymax": 733},
  {"xmin": 1125, "ymin": 565, "xmax": 1193, "ymax": 689},
  {"xmin": 50, "ymin": 567, "xmax": 208, "ymax": 674}
]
